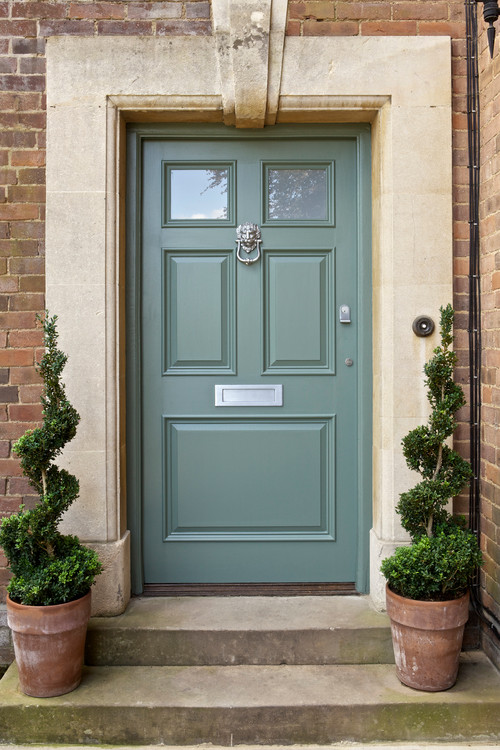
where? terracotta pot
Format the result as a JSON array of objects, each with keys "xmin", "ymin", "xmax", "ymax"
[
  {"xmin": 7, "ymin": 590, "xmax": 91, "ymax": 697},
  {"xmin": 385, "ymin": 585, "xmax": 470, "ymax": 692}
]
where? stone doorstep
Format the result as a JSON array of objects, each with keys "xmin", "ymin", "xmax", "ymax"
[
  {"xmin": 1, "ymin": 654, "xmax": 500, "ymax": 745},
  {"xmin": 2, "ymin": 747, "xmax": 500, "ymax": 750},
  {"xmin": 85, "ymin": 595, "xmax": 395, "ymax": 666}
]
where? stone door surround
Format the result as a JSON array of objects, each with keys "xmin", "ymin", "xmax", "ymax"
[{"xmin": 46, "ymin": 0, "xmax": 452, "ymax": 613}]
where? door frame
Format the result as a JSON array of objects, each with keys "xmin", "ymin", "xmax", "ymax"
[{"xmin": 126, "ymin": 122, "xmax": 372, "ymax": 595}]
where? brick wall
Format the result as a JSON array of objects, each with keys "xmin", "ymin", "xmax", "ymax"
[
  {"xmin": 0, "ymin": 0, "xmax": 486, "ymax": 607},
  {"xmin": 477, "ymin": 20, "xmax": 500, "ymax": 635}
]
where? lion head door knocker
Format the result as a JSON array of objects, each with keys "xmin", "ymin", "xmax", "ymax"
[{"xmin": 236, "ymin": 223, "xmax": 262, "ymax": 265}]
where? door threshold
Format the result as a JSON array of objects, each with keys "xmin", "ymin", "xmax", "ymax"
[{"xmin": 143, "ymin": 582, "xmax": 357, "ymax": 596}]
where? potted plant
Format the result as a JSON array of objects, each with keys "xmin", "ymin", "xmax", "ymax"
[
  {"xmin": 0, "ymin": 313, "xmax": 102, "ymax": 697},
  {"xmin": 381, "ymin": 304, "xmax": 482, "ymax": 692}
]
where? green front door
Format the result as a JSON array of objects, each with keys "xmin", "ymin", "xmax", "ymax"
[{"xmin": 132, "ymin": 125, "xmax": 370, "ymax": 587}]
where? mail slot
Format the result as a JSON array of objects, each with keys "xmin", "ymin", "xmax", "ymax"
[{"xmin": 215, "ymin": 384, "xmax": 283, "ymax": 407}]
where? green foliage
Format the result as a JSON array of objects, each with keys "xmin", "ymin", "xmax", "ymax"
[
  {"xmin": 380, "ymin": 305, "xmax": 481, "ymax": 600},
  {"xmin": 0, "ymin": 313, "xmax": 102, "ymax": 606},
  {"xmin": 381, "ymin": 523, "xmax": 483, "ymax": 601}
]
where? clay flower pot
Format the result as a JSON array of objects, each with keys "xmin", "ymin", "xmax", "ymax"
[
  {"xmin": 7, "ymin": 590, "xmax": 91, "ymax": 697},
  {"xmin": 386, "ymin": 584, "xmax": 470, "ymax": 692}
]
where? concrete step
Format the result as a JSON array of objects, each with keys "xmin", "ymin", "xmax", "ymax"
[
  {"xmin": 1, "ymin": 654, "xmax": 499, "ymax": 745},
  {"xmin": 85, "ymin": 595, "xmax": 394, "ymax": 666}
]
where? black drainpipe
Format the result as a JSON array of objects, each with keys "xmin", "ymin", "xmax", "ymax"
[{"xmin": 465, "ymin": 0, "xmax": 500, "ymax": 641}]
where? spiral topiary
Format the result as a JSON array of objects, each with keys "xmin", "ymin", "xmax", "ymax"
[
  {"xmin": 381, "ymin": 305, "xmax": 482, "ymax": 600},
  {"xmin": 0, "ymin": 313, "xmax": 102, "ymax": 606}
]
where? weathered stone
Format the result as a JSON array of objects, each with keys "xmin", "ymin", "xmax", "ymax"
[
  {"xmin": 0, "ymin": 654, "xmax": 499, "ymax": 745},
  {"xmin": 85, "ymin": 595, "xmax": 394, "ymax": 666}
]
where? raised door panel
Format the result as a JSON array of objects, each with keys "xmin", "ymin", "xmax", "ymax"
[
  {"xmin": 164, "ymin": 418, "xmax": 334, "ymax": 540},
  {"xmin": 164, "ymin": 252, "xmax": 235, "ymax": 373},
  {"xmin": 264, "ymin": 251, "xmax": 334, "ymax": 373}
]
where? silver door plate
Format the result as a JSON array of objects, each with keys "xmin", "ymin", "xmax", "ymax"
[{"xmin": 215, "ymin": 384, "xmax": 283, "ymax": 407}]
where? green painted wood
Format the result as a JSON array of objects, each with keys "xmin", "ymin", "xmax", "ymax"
[
  {"xmin": 165, "ymin": 252, "xmax": 234, "ymax": 373},
  {"xmin": 127, "ymin": 124, "xmax": 371, "ymax": 590},
  {"xmin": 266, "ymin": 252, "xmax": 331, "ymax": 371}
]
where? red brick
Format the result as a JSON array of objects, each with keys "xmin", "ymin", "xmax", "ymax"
[
  {"xmin": 0, "ymin": 349, "xmax": 34, "ymax": 367},
  {"xmin": 127, "ymin": 2, "xmax": 182, "ymax": 20},
  {"xmin": 19, "ymin": 58, "xmax": 46, "ymax": 75},
  {"xmin": 9, "ymin": 403, "xmax": 43, "ymax": 421},
  {"xmin": 292, "ymin": 0, "xmax": 335, "ymax": 18},
  {"xmin": 9, "ymin": 257, "xmax": 44, "ymax": 275},
  {"xmin": 16, "ymin": 92, "xmax": 44, "ymax": 111},
  {"xmin": 185, "ymin": 2, "xmax": 210, "ymax": 20},
  {"xmin": 0, "ymin": 459, "xmax": 22, "ymax": 476},
  {"xmin": 0, "ymin": 312, "xmax": 37, "ymax": 329},
  {"xmin": 156, "ymin": 19, "xmax": 211, "ymax": 35},
  {"xmin": 288, "ymin": 1, "xmax": 306, "ymax": 19},
  {"xmin": 69, "ymin": 2, "xmax": 126, "ymax": 19},
  {"xmin": 11, "ymin": 150, "xmax": 46, "ymax": 167},
  {"xmin": 19, "ymin": 276, "xmax": 44, "ymax": 293},
  {"xmin": 0, "ymin": 386, "xmax": 19, "ymax": 404},
  {"xmin": 418, "ymin": 21, "xmax": 466, "ymax": 36},
  {"xmin": 0, "ymin": 75, "xmax": 45, "ymax": 92},
  {"xmin": 9, "ymin": 221, "xmax": 45, "ymax": 240},
  {"xmin": 11, "ymin": 38, "xmax": 45, "ymax": 55},
  {"xmin": 286, "ymin": 19, "xmax": 301, "ymax": 35},
  {"xmin": 492, "ymin": 271, "xmax": 500, "ymax": 291},
  {"xmin": 39, "ymin": 19, "xmax": 95, "ymax": 36},
  {"xmin": 0, "ymin": 167, "xmax": 18, "ymax": 185},
  {"xmin": 18, "ymin": 167, "xmax": 46, "ymax": 185},
  {"xmin": 0, "ymin": 442, "xmax": 9, "ymax": 458},
  {"xmin": 12, "ymin": 2, "xmax": 67, "ymax": 19},
  {"xmin": 0, "ymin": 58, "xmax": 18, "ymax": 74},
  {"xmin": 8, "ymin": 329, "xmax": 44, "ymax": 348},
  {"xmin": 0, "ymin": 239, "xmax": 39, "ymax": 257},
  {"xmin": 9, "ymin": 186, "xmax": 45, "ymax": 203},
  {"xmin": 394, "ymin": 2, "xmax": 448, "ymax": 20},
  {"xmin": 0, "ymin": 20, "xmax": 37, "ymax": 36},
  {"xmin": 8, "ymin": 477, "xmax": 34, "ymax": 495},
  {"xmin": 361, "ymin": 20, "xmax": 417, "ymax": 34},
  {"xmin": 0, "ymin": 496, "xmax": 25, "ymax": 512},
  {"xmin": 18, "ymin": 384, "xmax": 43, "ymax": 403},
  {"xmin": 10, "ymin": 291, "xmax": 44, "ymax": 309},
  {"xmin": 9, "ymin": 368, "xmax": 40, "ymax": 386},
  {"xmin": 303, "ymin": 20, "xmax": 358, "ymax": 35},
  {"xmin": 96, "ymin": 20, "xmax": 153, "ymax": 34},
  {"xmin": 0, "ymin": 204, "xmax": 39, "ymax": 221},
  {"xmin": 337, "ymin": 3, "xmax": 391, "ymax": 21},
  {"xmin": 0, "ymin": 276, "xmax": 18, "ymax": 293},
  {"xmin": 0, "ymin": 131, "xmax": 37, "ymax": 149}
]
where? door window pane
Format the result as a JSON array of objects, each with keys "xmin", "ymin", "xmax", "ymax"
[
  {"xmin": 267, "ymin": 167, "xmax": 329, "ymax": 221},
  {"xmin": 170, "ymin": 167, "xmax": 229, "ymax": 221}
]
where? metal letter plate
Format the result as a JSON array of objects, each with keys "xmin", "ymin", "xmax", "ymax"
[{"xmin": 215, "ymin": 384, "xmax": 283, "ymax": 407}]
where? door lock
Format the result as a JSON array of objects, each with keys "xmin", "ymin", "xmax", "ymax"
[{"xmin": 339, "ymin": 305, "xmax": 351, "ymax": 323}]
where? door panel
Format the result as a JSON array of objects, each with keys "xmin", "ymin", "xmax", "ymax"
[
  {"xmin": 264, "ymin": 251, "xmax": 333, "ymax": 372},
  {"xmin": 164, "ymin": 251, "xmax": 235, "ymax": 373},
  {"xmin": 141, "ymin": 133, "xmax": 360, "ymax": 584}
]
